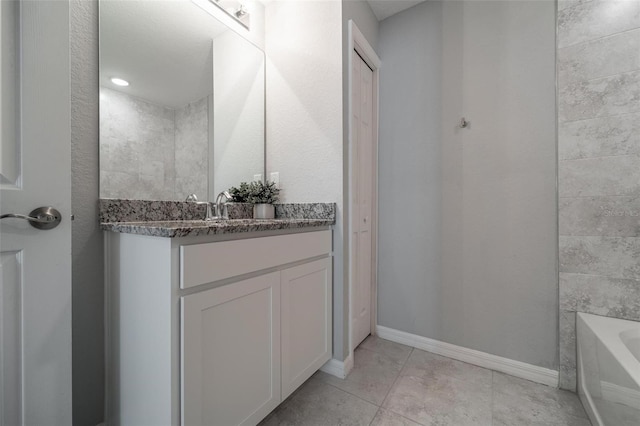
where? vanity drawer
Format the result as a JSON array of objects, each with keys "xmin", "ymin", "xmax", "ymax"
[{"xmin": 180, "ymin": 230, "xmax": 331, "ymax": 288}]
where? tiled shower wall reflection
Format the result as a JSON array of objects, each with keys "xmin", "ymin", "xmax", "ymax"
[
  {"xmin": 557, "ymin": 0, "xmax": 640, "ymax": 390},
  {"xmin": 100, "ymin": 88, "xmax": 209, "ymax": 201}
]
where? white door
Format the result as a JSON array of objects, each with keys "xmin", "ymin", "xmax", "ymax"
[
  {"xmin": 281, "ymin": 258, "xmax": 332, "ymax": 399},
  {"xmin": 0, "ymin": 1, "xmax": 72, "ymax": 425},
  {"xmin": 351, "ymin": 50, "xmax": 374, "ymax": 351},
  {"xmin": 181, "ymin": 273, "xmax": 281, "ymax": 426}
]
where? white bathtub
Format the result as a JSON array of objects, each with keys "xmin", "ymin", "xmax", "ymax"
[{"xmin": 577, "ymin": 313, "xmax": 640, "ymax": 426}]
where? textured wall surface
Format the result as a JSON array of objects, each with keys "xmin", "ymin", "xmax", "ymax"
[
  {"xmin": 265, "ymin": 0, "xmax": 346, "ymax": 359},
  {"xmin": 378, "ymin": 0, "xmax": 558, "ymax": 369},
  {"xmin": 70, "ymin": 0, "xmax": 105, "ymax": 424},
  {"xmin": 100, "ymin": 88, "xmax": 209, "ymax": 201},
  {"xmin": 175, "ymin": 96, "xmax": 209, "ymax": 199},
  {"xmin": 557, "ymin": 0, "xmax": 640, "ymax": 390}
]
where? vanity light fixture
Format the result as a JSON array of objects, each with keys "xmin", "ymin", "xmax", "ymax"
[
  {"xmin": 200, "ymin": 0, "xmax": 250, "ymax": 30},
  {"xmin": 111, "ymin": 77, "xmax": 130, "ymax": 87},
  {"xmin": 235, "ymin": 4, "xmax": 248, "ymax": 18}
]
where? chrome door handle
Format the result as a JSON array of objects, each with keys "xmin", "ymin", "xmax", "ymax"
[{"xmin": 1, "ymin": 206, "xmax": 62, "ymax": 230}]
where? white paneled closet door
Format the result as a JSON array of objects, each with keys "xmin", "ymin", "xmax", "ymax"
[{"xmin": 351, "ymin": 50, "xmax": 374, "ymax": 351}]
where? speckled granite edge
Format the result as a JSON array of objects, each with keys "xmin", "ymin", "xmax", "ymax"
[
  {"xmin": 99, "ymin": 199, "xmax": 336, "ymax": 222},
  {"xmin": 99, "ymin": 199, "xmax": 208, "ymax": 222},
  {"xmin": 275, "ymin": 203, "xmax": 336, "ymax": 220},
  {"xmin": 100, "ymin": 219, "xmax": 334, "ymax": 238}
]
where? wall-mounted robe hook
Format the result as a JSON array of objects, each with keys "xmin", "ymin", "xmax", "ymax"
[{"xmin": 460, "ymin": 117, "xmax": 470, "ymax": 129}]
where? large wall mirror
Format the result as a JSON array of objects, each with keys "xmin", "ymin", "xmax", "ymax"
[{"xmin": 99, "ymin": 0, "xmax": 265, "ymax": 202}]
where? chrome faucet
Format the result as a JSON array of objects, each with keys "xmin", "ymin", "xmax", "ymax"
[
  {"xmin": 215, "ymin": 191, "xmax": 232, "ymax": 219},
  {"xmin": 185, "ymin": 194, "xmax": 215, "ymax": 221}
]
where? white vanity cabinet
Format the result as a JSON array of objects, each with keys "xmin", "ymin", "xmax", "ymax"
[{"xmin": 105, "ymin": 228, "xmax": 332, "ymax": 426}]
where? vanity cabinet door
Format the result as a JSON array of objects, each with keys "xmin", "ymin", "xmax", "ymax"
[
  {"xmin": 181, "ymin": 273, "xmax": 281, "ymax": 426},
  {"xmin": 281, "ymin": 258, "xmax": 333, "ymax": 399}
]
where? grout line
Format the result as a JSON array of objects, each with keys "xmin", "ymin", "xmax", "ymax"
[
  {"xmin": 560, "ymin": 111, "xmax": 640, "ymax": 128},
  {"xmin": 368, "ymin": 407, "xmax": 381, "ymax": 426},
  {"xmin": 560, "ymin": 67, "xmax": 640, "ymax": 86},
  {"xmin": 558, "ymin": 195, "xmax": 640, "ymax": 201},
  {"xmin": 558, "ymin": 25, "xmax": 640, "ymax": 51},
  {"xmin": 559, "ymin": 110, "xmax": 640, "ymax": 125},
  {"xmin": 559, "ymin": 235, "xmax": 640, "ymax": 239},
  {"xmin": 490, "ymin": 371, "xmax": 495, "ymax": 425},
  {"xmin": 558, "ymin": 195, "xmax": 640, "ymax": 200},
  {"xmin": 560, "ymin": 154, "xmax": 640, "ymax": 162},
  {"xmin": 559, "ymin": 110, "xmax": 640, "ymax": 126},
  {"xmin": 318, "ymin": 377, "xmax": 381, "ymax": 408},
  {"xmin": 558, "ymin": 271, "xmax": 640, "ymax": 280},
  {"xmin": 379, "ymin": 347, "xmax": 414, "ymax": 409},
  {"xmin": 320, "ymin": 344, "xmax": 416, "ymax": 408},
  {"xmin": 356, "ymin": 345, "xmax": 412, "ymax": 367},
  {"xmin": 387, "ymin": 408, "xmax": 430, "ymax": 426},
  {"xmin": 559, "ymin": 153, "xmax": 640, "ymax": 162}
]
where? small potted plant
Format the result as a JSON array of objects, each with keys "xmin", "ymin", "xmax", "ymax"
[
  {"xmin": 245, "ymin": 180, "xmax": 280, "ymax": 219},
  {"xmin": 228, "ymin": 182, "xmax": 253, "ymax": 203}
]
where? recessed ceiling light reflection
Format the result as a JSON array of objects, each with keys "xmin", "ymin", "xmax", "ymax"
[{"xmin": 111, "ymin": 77, "xmax": 130, "ymax": 87}]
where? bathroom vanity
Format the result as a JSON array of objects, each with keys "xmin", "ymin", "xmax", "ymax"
[{"xmin": 103, "ymin": 206, "xmax": 334, "ymax": 425}]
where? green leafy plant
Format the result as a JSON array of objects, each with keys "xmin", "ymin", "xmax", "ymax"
[
  {"xmin": 230, "ymin": 180, "xmax": 280, "ymax": 204},
  {"xmin": 228, "ymin": 182, "xmax": 252, "ymax": 203}
]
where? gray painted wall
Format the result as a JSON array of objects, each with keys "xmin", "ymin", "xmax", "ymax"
[
  {"xmin": 343, "ymin": 0, "xmax": 378, "ymax": 49},
  {"xmin": 557, "ymin": 0, "xmax": 640, "ymax": 390},
  {"xmin": 70, "ymin": 0, "xmax": 104, "ymax": 424},
  {"xmin": 378, "ymin": 0, "xmax": 444, "ymax": 340},
  {"xmin": 378, "ymin": 0, "xmax": 558, "ymax": 369}
]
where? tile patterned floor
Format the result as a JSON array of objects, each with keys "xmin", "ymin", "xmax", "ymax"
[{"xmin": 260, "ymin": 336, "xmax": 592, "ymax": 426}]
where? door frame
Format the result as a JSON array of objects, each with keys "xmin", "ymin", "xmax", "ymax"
[{"xmin": 347, "ymin": 20, "xmax": 380, "ymax": 357}]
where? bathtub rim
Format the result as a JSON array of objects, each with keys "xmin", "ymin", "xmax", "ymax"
[{"xmin": 577, "ymin": 312, "xmax": 640, "ymax": 388}]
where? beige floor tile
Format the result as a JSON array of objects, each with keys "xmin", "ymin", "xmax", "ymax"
[
  {"xmin": 493, "ymin": 371, "xmax": 588, "ymax": 419},
  {"xmin": 259, "ymin": 376, "xmax": 378, "ymax": 426},
  {"xmin": 383, "ymin": 374, "xmax": 492, "ymax": 426},
  {"xmin": 370, "ymin": 408, "xmax": 424, "ymax": 426},
  {"xmin": 493, "ymin": 388, "xmax": 592, "ymax": 426},
  {"xmin": 402, "ymin": 349, "xmax": 493, "ymax": 387},
  {"xmin": 359, "ymin": 335, "xmax": 413, "ymax": 364},
  {"xmin": 261, "ymin": 338, "xmax": 593, "ymax": 426},
  {"xmin": 315, "ymin": 347, "xmax": 405, "ymax": 405}
]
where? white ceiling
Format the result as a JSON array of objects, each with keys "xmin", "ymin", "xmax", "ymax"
[
  {"xmin": 100, "ymin": 0, "xmax": 229, "ymax": 108},
  {"xmin": 366, "ymin": 0, "xmax": 426, "ymax": 21}
]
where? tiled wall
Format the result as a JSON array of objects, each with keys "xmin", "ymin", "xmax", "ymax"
[
  {"xmin": 175, "ymin": 97, "xmax": 209, "ymax": 199},
  {"xmin": 100, "ymin": 87, "xmax": 209, "ymax": 201},
  {"xmin": 557, "ymin": 0, "xmax": 640, "ymax": 390}
]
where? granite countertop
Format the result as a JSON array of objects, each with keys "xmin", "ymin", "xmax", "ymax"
[
  {"xmin": 99, "ymin": 200, "xmax": 336, "ymax": 238},
  {"xmin": 100, "ymin": 218, "xmax": 334, "ymax": 238}
]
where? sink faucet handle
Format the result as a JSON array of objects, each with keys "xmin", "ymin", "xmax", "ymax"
[
  {"xmin": 186, "ymin": 193, "xmax": 198, "ymax": 202},
  {"xmin": 204, "ymin": 203, "xmax": 215, "ymax": 221},
  {"xmin": 215, "ymin": 191, "xmax": 233, "ymax": 220}
]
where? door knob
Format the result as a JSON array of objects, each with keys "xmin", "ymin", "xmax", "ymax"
[{"xmin": 1, "ymin": 206, "xmax": 62, "ymax": 230}]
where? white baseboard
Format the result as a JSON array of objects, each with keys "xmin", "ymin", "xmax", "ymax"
[
  {"xmin": 376, "ymin": 325, "xmax": 559, "ymax": 387},
  {"xmin": 320, "ymin": 353, "xmax": 354, "ymax": 379}
]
